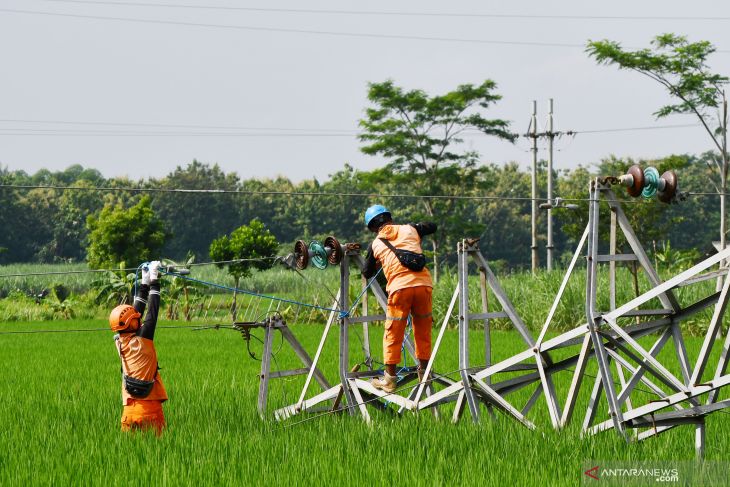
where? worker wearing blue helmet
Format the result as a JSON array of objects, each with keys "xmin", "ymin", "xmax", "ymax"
[{"xmin": 362, "ymin": 204, "xmax": 437, "ymax": 393}]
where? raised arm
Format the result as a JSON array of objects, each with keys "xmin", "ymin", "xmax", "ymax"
[
  {"xmin": 410, "ymin": 222, "xmax": 437, "ymax": 237},
  {"xmin": 361, "ymin": 242, "xmax": 379, "ymax": 279},
  {"xmin": 137, "ymin": 261, "xmax": 161, "ymax": 341},
  {"xmin": 133, "ymin": 264, "xmax": 150, "ymax": 315}
]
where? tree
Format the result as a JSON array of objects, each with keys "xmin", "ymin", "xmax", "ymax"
[
  {"xmin": 86, "ymin": 196, "xmax": 169, "ymax": 269},
  {"xmin": 359, "ymin": 80, "xmax": 516, "ymax": 280},
  {"xmin": 154, "ymin": 161, "xmax": 241, "ymax": 260},
  {"xmin": 209, "ymin": 219, "xmax": 279, "ymax": 320},
  {"xmin": 587, "ymin": 34, "xmax": 729, "ymax": 256},
  {"xmin": 52, "ymin": 179, "xmax": 105, "ymax": 262},
  {"xmin": 0, "ymin": 168, "xmax": 36, "ymax": 263}
]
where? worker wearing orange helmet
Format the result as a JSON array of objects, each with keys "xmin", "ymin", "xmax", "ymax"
[
  {"xmin": 361, "ymin": 205, "xmax": 437, "ymax": 393},
  {"xmin": 109, "ymin": 260, "xmax": 167, "ymax": 434}
]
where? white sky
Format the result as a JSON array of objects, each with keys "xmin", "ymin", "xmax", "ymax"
[{"xmin": 0, "ymin": 0, "xmax": 729, "ymax": 182}]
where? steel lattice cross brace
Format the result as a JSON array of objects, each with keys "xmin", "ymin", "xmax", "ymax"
[
  {"xmin": 414, "ymin": 239, "xmax": 561, "ymax": 428},
  {"xmin": 234, "ymin": 315, "xmax": 331, "ymax": 419},
  {"xmin": 275, "ymin": 245, "xmax": 450, "ymax": 422},
  {"xmin": 571, "ymin": 181, "xmax": 730, "ymax": 458},
  {"xmin": 440, "ymin": 178, "xmax": 730, "ymax": 458}
]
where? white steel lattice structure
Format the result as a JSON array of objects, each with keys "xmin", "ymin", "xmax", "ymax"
[
  {"xmin": 268, "ymin": 173, "xmax": 729, "ymax": 458},
  {"xmin": 414, "ymin": 177, "xmax": 730, "ymax": 458}
]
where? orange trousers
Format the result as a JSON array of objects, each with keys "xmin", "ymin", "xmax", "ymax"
[
  {"xmin": 383, "ymin": 286, "xmax": 433, "ymax": 365},
  {"xmin": 121, "ymin": 399, "xmax": 166, "ymax": 435}
]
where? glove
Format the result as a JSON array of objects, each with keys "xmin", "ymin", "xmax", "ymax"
[
  {"xmin": 149, "ymin": 260, "xmax": 162, "ymax": 282},
  {"xmin": 141, "ymin": 263, "xmax": 151, "ymax": 286}
]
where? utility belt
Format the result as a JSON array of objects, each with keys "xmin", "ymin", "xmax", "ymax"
[{"xmin": 123, "ymin": 375, "xmax": 155, "ymax": 398}]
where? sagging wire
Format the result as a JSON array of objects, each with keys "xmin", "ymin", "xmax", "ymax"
[
  {"xmin": 0, "ymin": 256, "xmax": 278, "ymax": 279},
  {"xmin": 0, "ymin": 181, "xmax": 649, "ymax": 204},
  {"xmin": 0, "ymin": 323, "xmax": 220, "ymax": 335},
  {"xmin": 160, "ymin": 269, "xmax": 347, "ymax": 316},
  {"xmin": 345, "ymin": 268, "xmax": 383, "ymax": 318}
]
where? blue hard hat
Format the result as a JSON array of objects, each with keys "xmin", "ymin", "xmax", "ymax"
[{"xmin": 364, "ymin": 204, "xmax": 390, "ymax": 227}]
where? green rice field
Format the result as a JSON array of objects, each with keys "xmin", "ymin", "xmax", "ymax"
[{"xmin": 1, "ymin": 315, "xmax": 728, "ymax": 486}]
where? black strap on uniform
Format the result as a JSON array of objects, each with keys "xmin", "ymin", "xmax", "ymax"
[{"xmin": 379, "ymin": 238, "xmax": 400, "ymax": 255}]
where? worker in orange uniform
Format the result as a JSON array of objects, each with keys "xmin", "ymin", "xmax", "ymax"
[
  {"xmin": 109, "ymin": 260, "xmax": 168, "ymax": 434},
  {"xmin": 362, "ymin": 205, "xmax": 437, "ymax": 393}
]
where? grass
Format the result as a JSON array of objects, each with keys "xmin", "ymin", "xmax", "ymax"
[
  {"xmin": 0, "ymin": 261, "xmax": 719, "ymax": 334},
  {"xmin": 0, "ymin": 316, "xmax": 728, "ymax": 486}
]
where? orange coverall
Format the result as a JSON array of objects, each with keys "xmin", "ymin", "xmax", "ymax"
[
  {"xmin": 115, "ymin": 283, "xmax": 167, "ymax": 434},
  {"xmin": 363, "ymin": 222, "xmax": 436, "ymax": 364}
]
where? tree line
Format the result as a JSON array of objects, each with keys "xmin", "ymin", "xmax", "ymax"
[{"xmin": 0, "ymin": 154, "xmax": 720, "ymax": 272}]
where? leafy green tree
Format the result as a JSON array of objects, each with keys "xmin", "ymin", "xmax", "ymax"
[
  {"xmin": 473, "ymin": 162, "xmax": 533, "ymax": 267},
  {"xmin": 86, "ymin": 196, "xmax": 169, "ymax": 269},
  {"xmin": 0, "ymin": 168, "xmax": 36, "ymax": 263},
  {"xmin": 587, "ymin": 34, "xmax": 729, "ymax": 253},
  {"xmin": 52, "ymin": 179, "xmax": 105, "ymax": 262},
  {"xmin": 359, "ymin": 80, "xmax": 516, "ymax": 280},
  {"xmin": 154, "ymin": 161, "xmax": 241, "ymax": 260},
  {"xmin": 209, "ymin": 219, "xmax": 279, "ymax": 319}
]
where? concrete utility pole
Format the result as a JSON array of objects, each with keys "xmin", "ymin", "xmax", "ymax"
[
  {"xmin": 530, "ymin": 101, "xmax": 539, "ymax": 274},
  {"xmin": 546, "ymin": 99, "xmax": 555, "ymax": 271}
]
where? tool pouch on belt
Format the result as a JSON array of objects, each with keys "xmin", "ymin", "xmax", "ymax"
[
  {"xmin": 379, "ymin": 238, "xmax": 426, "ymax": 272},
  {"xmin": 123, "ymin": 375, "xmax": 155, "ymax": 398}
]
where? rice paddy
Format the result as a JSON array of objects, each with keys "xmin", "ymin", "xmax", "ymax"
[
  {"xmin": 1, "ymin": 262, "xmax": 728, "ymax": 486},
  {"xmin": 0, "ymin": 315, "xmax": 727, "ymax": 486}
]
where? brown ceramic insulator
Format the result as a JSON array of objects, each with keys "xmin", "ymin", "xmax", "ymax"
[
  {"xmin": 658, "ymin": 170, "xmax": 678, "ymax": 203},
  {"xmin": 294, "ymin": 240, "xmax": 309, "ymax": 269},
  {"xmin": 625, "ymin": 165, "xmax": 645, "ymax": 197},
  {"xmin": 324, "ymin": 236, "xmax": 343, "ymax": 265}
]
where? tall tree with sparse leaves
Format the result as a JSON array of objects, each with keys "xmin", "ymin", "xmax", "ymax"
[
  {"xmin": 359, "ymin": 80, "xmax": 516, "ymax": 280},
  {"xmin": 587, "ymin": 34, "xmax": 729, "ymax": 255}
]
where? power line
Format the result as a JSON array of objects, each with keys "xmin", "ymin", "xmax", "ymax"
[
  {"xmin": 0, "ymin": 8, "xmax": 645, "ymax": 50},
  {"xmin": 0, "ymin": 122, "xmax": 708, "ymax": 138},
  {"xmin": 0, "ymin": 323, "xmax": 223, "ymax": 335},
  {"xmin": 4, "ymin": 7, "xmax": 730, "ymax": 53},
  {"xmin": 0, "ymin": 131, "xmax": 356, "ymax": 138},
  {"xmin": 571, "ymin": 123, "xmax": 702, "ymax": 135},
  {"xmin": 0, "ymin": 182, "xmax": 543, "ymax": 201},
  {"xmin": 29, "ymin": 0, "xmax": 730, "ymax": 21},
  {"xmin": 0, "ymin": 181, "xmax": 669, "ymax": 204},
  {"xmin": 0, "ymin": 118, "xmax": 356, "ymax": 133},
  {"xmin": 0, "ymin": 257, "xmax": 278, "ymax": 278},
  {"xmin": 0, "ymin": 182, "xmax": 585, "ymax": 202}
]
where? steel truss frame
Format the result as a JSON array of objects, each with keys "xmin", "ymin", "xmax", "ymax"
[
  {"xmin": 417, "ymin": 179, "xmax": 730, "ymax": 457},
  {"xmin": 274, "ymin": 247, "xmax": 448, "ymax": 422},
  {"xmin": 266, "ymin": 179, "xmax": 730, "ymax": 457}
]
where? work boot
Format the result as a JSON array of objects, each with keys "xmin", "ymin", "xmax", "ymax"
[{"xmin": 371, "ymin": 372, "xmax": 397, "ymax": 393}]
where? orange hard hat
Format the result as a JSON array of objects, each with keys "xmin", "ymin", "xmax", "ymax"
[{"xmin": 109, "ymin": 304, "xmax": 141, "ymax": 332}]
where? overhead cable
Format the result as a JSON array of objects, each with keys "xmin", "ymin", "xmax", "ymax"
[
  {"xmin": 0, "ymin": 257, "xmax": 278, "ymax": 278},
  {"xmin": 0, "ymin": 118, "xmax": 356, "ymax": 133},
  {"xmin": 0, "ymin": 182, "xmax": 665, "ymax": 204},
  {"xmin": 1, "ymin": 8, "xmax": 706, "ymax": 51},
  {"xmin": 0, "ymin": 122, "xmax": 707, "ymax": 138},
  {"xmin": 29, "ymin": 0, "xmax": 730, "ymax": 21}
]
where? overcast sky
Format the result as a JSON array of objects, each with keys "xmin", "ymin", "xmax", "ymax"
[{"xmin": 1, "ymin": 0, "xmax": 729, "ymax": 182}]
